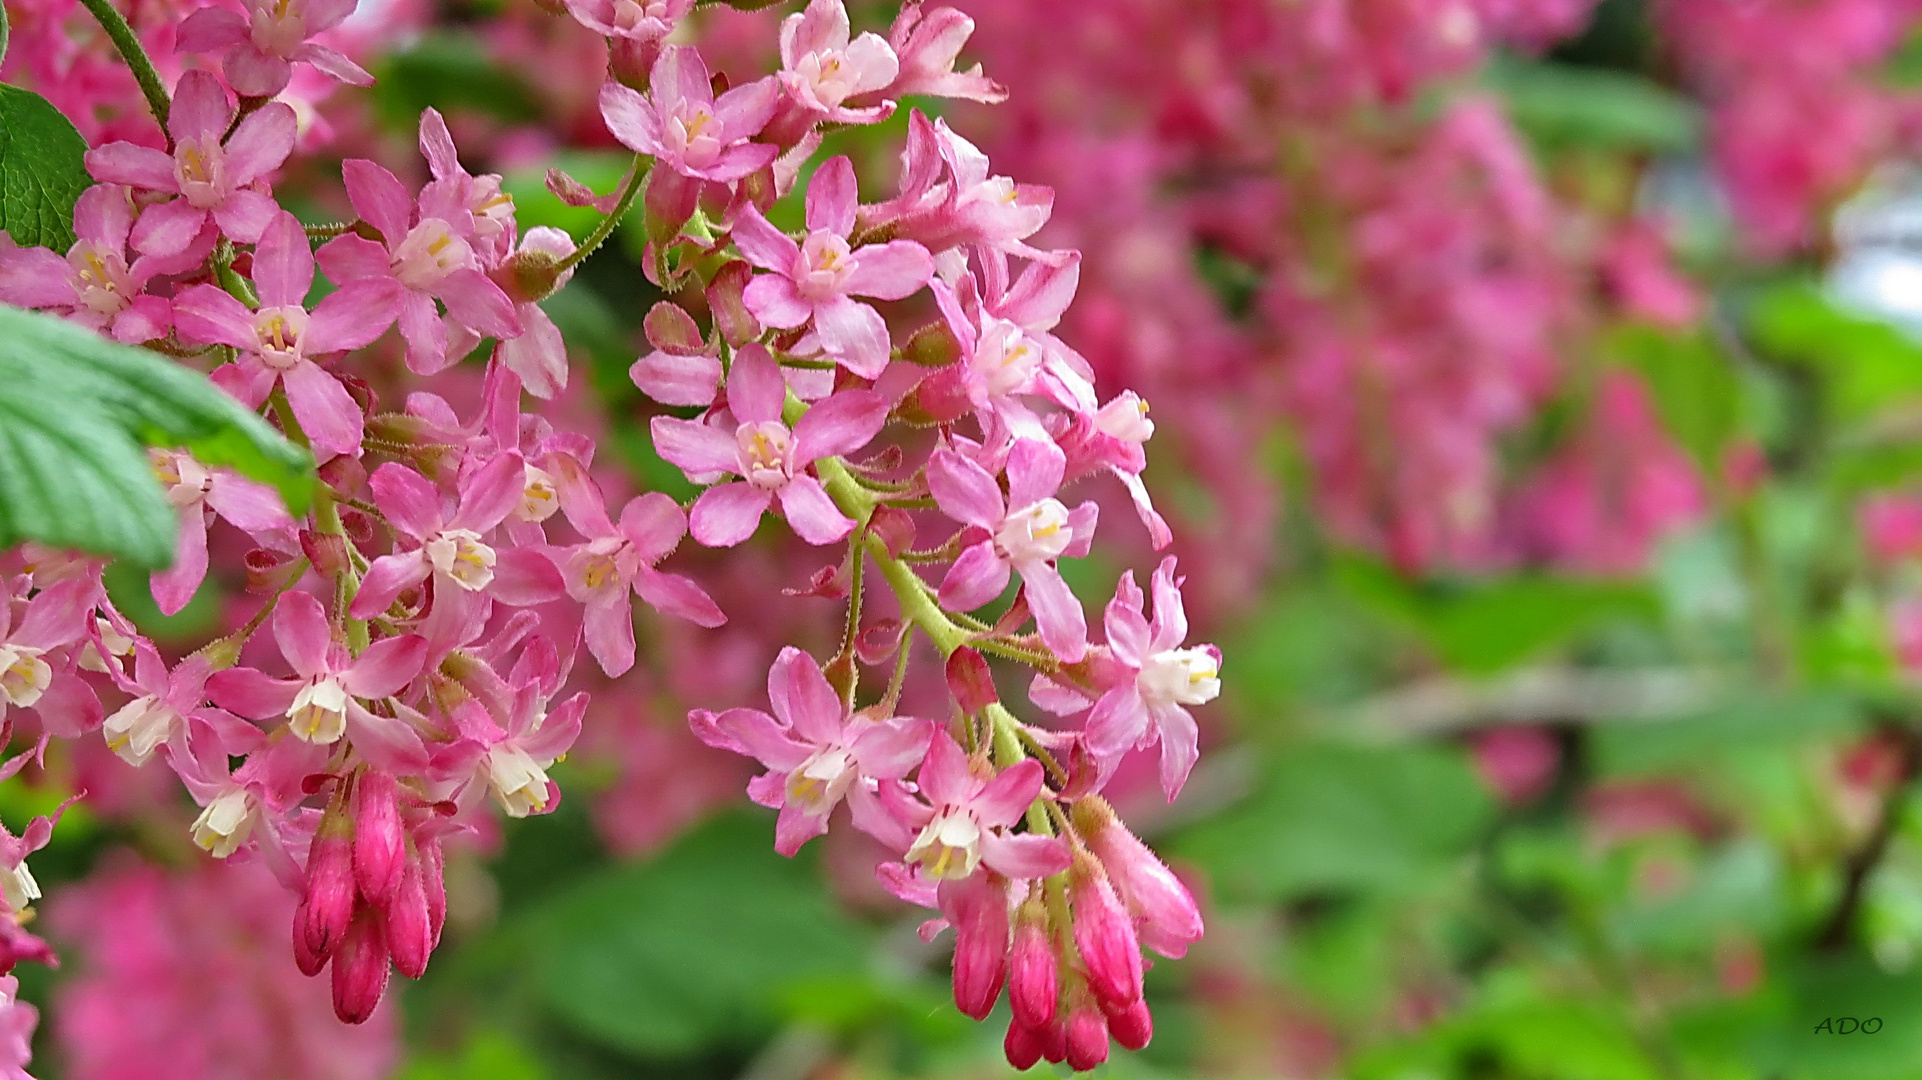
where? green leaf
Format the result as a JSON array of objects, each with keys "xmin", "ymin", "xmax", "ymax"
[
  {"xmin": 373, "ymin": 32, "xmax": 541, "ymax": 130},
  {"xmin": 1333, "ymin": 554, "xmax": 1662, "ymax": 675},
  {"xmin": 1606, "ymin": 323, "xmax": 1740, "ymax": 470},
  {"xmin": 1172, "ymin": 742, "xmax": 1493, "ymax": 900},
  {"xmin": 1486, "ymin": 56, "xmax": 1700, "ymax": 154},
  {"xmin": 0, "ymin": 305, "xmax": 312, "ymax": 566},
  {"xmin": 529, "ymin": 812, "xmax": 870, "ymax": 1058},
  {"xmin": 0, "ymin": 83, "xmax": 90, "ymax": 252},
  {"xmin": 1749, "ymin": 282, "xmax": 1922, "ymax": 424},
  {"xmin": 394, "ymin": 1032, "xmax": 550, "ymax": 1080}
]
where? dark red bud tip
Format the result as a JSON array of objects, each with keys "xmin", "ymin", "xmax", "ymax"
[
  {"xmin": 331, "ymin": 910, "xmax": 391, "ymax": 1025},
  {"xmin": 1009, "ymin": 919, "xmax": 1059, "ymax": 1031},
  {"xmin": 1103, "ymin": 996, "xmax": 1153, "ymax": 1051},
  {"xmin": 1004, "ymin": 1021, "xmax": 1045, "ymax": 1071}
]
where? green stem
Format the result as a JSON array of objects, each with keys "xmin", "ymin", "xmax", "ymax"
[
  {"xmin": 73, "ymin": 0, "xmax": 171, "ymax": 142},
  {"xmin": 214, "ymin": 240, "xmax": 259, "ymax": 308},
  {"xmin": 556, "ymin": 156, "xmax": 648, "ymax": 274}
]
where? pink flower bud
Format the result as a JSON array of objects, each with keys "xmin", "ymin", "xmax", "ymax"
[
  {"xmin": 330, "ymin": 909, "xmax": 390, "ymax": 1024},
  {"xmin": 1003, "ymin": 1020, "xmax": 1044, "ymax": 1070},
  {"xmin": 292, "ymin": 901, "xmax": 326, "ymax": 977},
  {"xmin": 1103, "ymin": 995, "xmax": 1153, "ymax": 1051},
  {"xmin": 1076, "ymin": 796, "xmax": 1204, "ymax": 958},
  {"xmin": 299, "ymin": 810, "xmax": 356, "ymax": 965},
  {"xmin": 1008, "ymin": 901, "xmax": 1057, "ymax": 1030},
  {"xmin": 1064, "ymin": 999, "xmax": 1110, "ymax": 1071},
  {"xmin": 946, "ymin": 647, "xmax": 997, "ymax": 715},
  {"xmin": 384, "ymin": 856, "xmax": 434, "ymax": 980},
  {"xmin": 419, "ymin": 836, "xmax": 447, "ymax": 949},
  {"xmin": 353, "ymin": 771, "xmax": 405, "ymax": 905},
  {"xmin": 948, "ymin": 874, "xmax": 1010, "ymax": 1020},
  {"xmin": 706, "ymin": 261, "xmax": 761, "ymax": 347},
  {"xmin": 1071, "ymin": 858, "xmax": 1143, "ymax": 1011}
]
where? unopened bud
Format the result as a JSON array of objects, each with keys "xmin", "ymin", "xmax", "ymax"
[
  {"xmin": 949, "ymin": 873, "xmax": 1010, "ymax": 1020},
  {"xmin": 497, "ymin": 226, "xmax": 577, "ymax": 303},
  {"xmin": 1071, "ymin": 857, "xmax": 1143, "ymax": 1011},
  {"xmin": 384, "ymin": 856, "xmax": 433, "ymax": 979},
  {"xmin": 901, "ymin": 319, "xmax": 962, "ymax": 367},
  {"xmin": 1008, "ymin": 900, "xmax": 1058, "ymax": 1030},
  {"xmin": 706, "ymin": 261, "xmax": 760, "ymax": 347},
  {"xmin": 1075, "ymin": 795, "xmax": 1204, "ymax": 958},
  {"xmin": 946, "ymin": 647, "xmax": 997, "ymax": 715},
  {"xmin": 419, "ymin": 837, "xmax": 447, "ymax": 948},
  {"xmin": 1004, "ymin": 1020, "xmax": 1045, "ymax": 1070},
  {"xmin": 330, "ymin": 908, "xmax": 391, "ymax": 1024},
  {"xmin": 299, "ymin": 808, "xmax": 356, "ymax": 965},
  {"xmin": 1064, "ymin": 997, "xmax": 1110, "ymax": 1071},
  {"xmin": 353, "ymin": 770, "xmax": 405, "ymax": 904},
  {"xmin": 1103, "ymin": 995, "xmax": 1153, "ymax": 1050},
  {"xmin": 644, "ymin": 301, "xmax": 706, "ymax": 354}
]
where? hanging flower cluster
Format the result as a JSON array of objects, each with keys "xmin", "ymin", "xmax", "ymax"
[{"xmin": 0, "ymin": 0, "xmax": 1216, "ymax": 1070}]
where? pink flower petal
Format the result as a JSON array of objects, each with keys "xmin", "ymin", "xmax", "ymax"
[
  {"xmin": 272, "ymin": 591, "xmax": 336, "ymax": 677},
  {"xmin": 689, "ymin": 482, "xmax": 773, "ymax": 547},
  {"xmin": 150, "ymin": 510, "xmax": 208, "ymax": 616},
  {"xmin": 340, "ymin": 634, "xmax": 428, "ymax": 699},
  {"xmin": 130, "ymin": 200, "xmax": 210, "ymax": 258},
  {"xmin": 212, "ymin": 189, "xmax": 278, "ymax": 245},
  {"xmin": 776, "ymin": 475, "xmax": 854, "ymax": 545},
  {"xmin": 926, "ymin": 449, "xmax": 1003, "ymax": 528},
  {"xmin": 731, "ymin": 206, "xmax": 803, "ymax": 274},
  {"xmin": 305, "ymin": 278, "xmax": 403, "ymax": 353},
  {"xmin": 369, "ymin": 463, "xmax": 444, "ymax": 539},
  {"xmin": 342, "ymin": 160, "xmax": 414, "ymax": 244},
  {"xmin": 1006, "ymin": 438, "xmax": 1065, "ymax": 510},
  {"xmin": 971, "ymin": 757, "xmax": 1044, "ymax": 826},
  {"xmin": 86, "ymin": 142, "xmax": 179, "ymax": 193},
  {"xmin": 845, "ymin": 240, "xmax": 933, "ymax": 301},
  {"xmin": 169, "ymin": 71, "xmax": 235, "ymax": 143},
  {"xmin": 1020, "ymin": 561, "xmax": 1086, "ymax": 663},
  {"xmin": 618, "ymin": 492, "xmax": 688, "ymax": 562},
  {"xmin": 630, "ymin": 349, "xmax": 722, "ymax": 407},
  {"xmin": 917, "ymin": 728, "xmax": 971, "ymax": 808},
  {"xmin": 632, "ymin": 566, "xmax": 726, "ymax": 627},
  {"xmin": 206, "ymin": 668, "xmax": 301, "ymax": 720},
  {"xmin": 806, "ymin": 156, "xmax": 858, "ymax": 237},
  {"xmin": 251, "ymin": 212, "xmax": 314, "ymax": 308},
  {"xmin": 727, "ymin": 343, "xmax": 787, "ymax": 425},
  {"xmin": 793, "ymin": 388, "xmax": 887, "ymax": 463},
  {"xmin": 741, "ymin": 273, "xmax": 812, "ymax": 329},
  {"xmin": 811, "ymin": 295, "xmax": 891, "ymax": 378},
  {"xmin": 223, "ymin": 103, "xmax": 297, "ymax": 185},
  {"xmin": 583, "ymin": 595, "xmax": 637, "ymax": 677},
  {"xmin": 349, "ymin": 552, "xmax": 432, "ymax": 620},
  {"xmin": 981, "ymin": 831, "xmax": 1070, "ymax": 879},
  {"xmin": 651, "ymin": 416, "xmax": 742, "ymax": 478},
  {"xmin": 849, "ymin": 716, "xmax": 933, "ymax": 780},
  {"xmin": 171, "ymin": 283, "xmax": 258, "ymax": 349},
  {"xmin": 938, "ymin": 540, "xmax": 1010, "ymax": 612},
  {"xmin": 282, "ymin": 360, "xmax": 363, "ymax": 456}
]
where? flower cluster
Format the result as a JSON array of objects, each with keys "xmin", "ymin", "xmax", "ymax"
[{"xmin": 0, "ymin": 0, "xmax": 1214, "ymax": 1070}]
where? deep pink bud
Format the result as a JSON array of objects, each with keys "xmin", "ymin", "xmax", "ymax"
[
  {"xmin": 385, "ymin": 856, "xmax": 433, "ymax": 979},
  {"xmin": 1040, "ymin": 1016, "xmax": 1068, "ymax": 1064},
  {"xmin": 949, "ymin": 874, "xmax": 1010, "ymax": 1020},
  {"xmin": 706, "ymin": 261, "xmax": 760, "ymax": 347},
  {"xmin": 1064, "ymin": 999, "xmax": 1110, "ymax": 1071},
  {"xmin": 1009, "ymin": 901, "xmax": 1057, "ymax": 1030},
  {"xmin": 353, "ymin": 771, "xmax": 405, "ymax": 905},
  {"xmin": 1103, "ymin": 996, "xmax": 1153, "ymax": 1051},
  {"xmin": 1004, "ymin": 1021, "xmax": 1044, "ymax": 1070},
  {"xmin": 331, "ymin": 908, "xmax": 390, "ymax": 1024},
  {"xmin": 292, "ymin": 901, "xmax": 326, "ymax": 976},
  {"xmin": 299, "ymin": 809, "xmax": 356, "ymax": 964},
  {"xmin": 1071, "ymin": 858, "xmax": 1143, "ymax": 1011},
  {"xmin": 1076, "ymin": 796, "xmax": 1204, "ymax": 958},
  {"xmin": 946, "ymin": 647, "xmax": 998, "ymax": 714}
]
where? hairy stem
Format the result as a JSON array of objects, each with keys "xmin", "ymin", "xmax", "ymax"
[
  {"xmin": 556, "ymin": 155, "xmax": 648, "ymax": 274},
  {"xmin": 73, "ymin": 0, "xmax": 172, "ymax": 143}
]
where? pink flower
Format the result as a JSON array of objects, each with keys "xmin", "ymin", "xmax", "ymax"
[
  {"xmin": 1074, "ymin": 795, "xmax": 1204, "ymax": 960},
  {"xmin": 860, "ymin": 111, "xmax": 1052, "ymax": 259},
  {"xmin": 690, "ymin": 646, "xmax": 932, "ymax": 855},
  {"xmin": 84, "ymin": 71, "xmax": 296, "ymax": 256},
  {"xmin": 417, "ymin": 109, "xmax": 519, "ymax": 271},
  {"xmin": 493, "ymin": 227, "xmax": 577, "ymax": 399},
  {"xmin": 0, "ymin": 579, "xmax": 95, "ymax": 731},
  {"xmin": 559, "ymin": 490, "xmax": 726, "ymax": 677},
  {"xmin": 598, "ymin": 46, "xmax": 781, "ymax": 183},
  {"xmin": 177, "ymin": 0, "xmax": 376, "ymax": 98},
  {"xmin": 147, "ymin": 450, "xmax": 297, "ymax": 617},
  {"xmin": 0, "ymin": 976, "xmax": 33, "ymax": 1080},
  {"xmin": 652, "ymin": 344, "xmax": 889, "ymax": 547},
  {"xmin": 101, "ymin": 642, "xmax": 216, "ymax": 767},
  {"xmin": 448, "ymin": 676, "xmax": 586, "ymax": 819},
  {"xmin": 630, "ymin": 301, "xmax": 723, "ymax": 407},
  {"xmin": 561, "ymin": 0, "xmax": 691, "ymax": 42},
  {"xmin": 0, "ymin": 797, "xmax": 73, "ymax": 914},
  {"xmin": 927, "ymin": 439, "xmax": 1097, "ymax": 662},
  {"xmin": 874, "ymin": 728, "xmax": 1067, "ymax": 883},
  {"xmin": 778, "ymin": 0, "xmax": 900, "ymax": 123},
  {"xmin": 207, "ymin": 591, "xmax": 428, "ymax": 747},
  {"xmin": 0, "ymin": 184, "xmax": 183, "ymax": 344},
  {"xmin": 884, "ymin": 1, "xmax": 1006, "ymax": 103},
  {"xmin": 316, "ymin": 161, "xmax": 522, "ymax": 374},
  {"xmin": 348, "ymin": 456, "xmax": 562, "ymax": 649},
  {"xmin": 733, "ymin": 156, "xmax": 934, "ymax": 377},
  {"xmin": 178, "ymin": 211, "xmax": 399, "ymax": 456},
  {"xmin": 1037, "ymin": 558, "xmax": 1217, "ymax": 799},
  {"xmin": 1864, "ymin": 494, "xmax": 1922, "ymax": 564},
  {"xmin": 170, "ymin": 715, "xmax": 327, "ymax": 858}
]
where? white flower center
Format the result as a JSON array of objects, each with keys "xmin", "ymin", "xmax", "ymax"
[
  {"xmin": 250, "ymin": 0, "xmax": 309, "ymax": 55},
  {"xmin": 487, "ymin": 744, "xmax": 552, "ymax": 817},
  {"xmin": 192, "ymin": 787, "xmax": 257, "ymax": 858},
  {"xmin": 1095, "ymin": 392, "xmax": 1155, "ymax": 444},
  {"xmin": 972, "ymin": 319, "xmax": 1042, "ymax": 397},
  {"xmin": 103, "ymin": 694, "xmax": 180, "ymax": 766},
  {"xmin": 785, "ymin": 746, "xmax": 855, "ymax": 812},
  {"xmin": 794, "ymin": 50, "xmax": 861, "ymax": 110},
  {"xmin": 0, "ymin": 860, "xmax": 40, "ymax": 913},
  {"xmin": 288, "ymin": 676, "xmax": 349, "ymax": 744},
  {"xmin": 611, "ymin": 0, "xmax": 670, "ymax": 32},
  {"xmin": 906, "ymin": 807, "xmax": 983, "ymax": 881},
  {"xmin": 516, "ymin": 463, "xmax": 561, "ymax": 522},
  {"xmin": 0, "ymin": 645, "xmax": 50, "ymax": 708},
  {"xmin": 995, "ymin": 499, "xmax": 1073, "ymax": 564},
  {"xmin": 1138, "ymin": 647, "xmax": 1221, "ymax": 707},
  {"xmin": 425, "ymin": 529, "xmax": 497, "ymax": 590}
]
